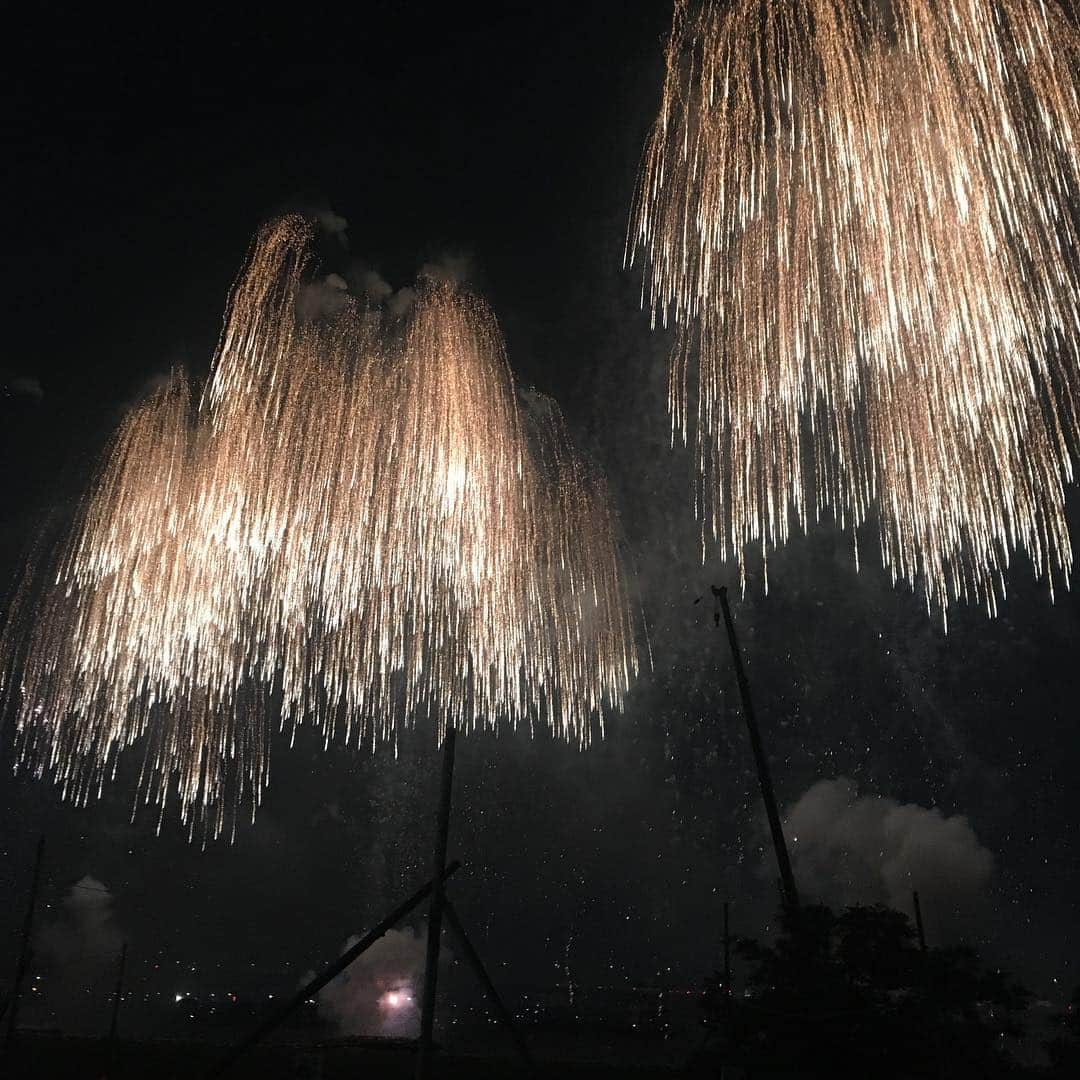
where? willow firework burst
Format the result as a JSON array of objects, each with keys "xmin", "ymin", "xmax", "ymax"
[
  {"xmin": 628, "ymin": 0, "xmax": 1080, "ymax": 615},
  {"xmin": 2, "ymin": 216, "xmax": 638, "ymax": 839}
]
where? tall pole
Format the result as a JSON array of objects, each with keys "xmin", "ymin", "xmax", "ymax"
[
  {"xmin": 715, "ymin": 588, "xmax": 799, "ymax": 908},
  {"xmin": 416, "ymin": 726, "xmax": 457, "ymax": 1080},
  {"xmin": 912, "ymin": 890, "xmax": 942, "ymax": 1080},
  {"xmin": 912, "ymin": 890, "xmax": 927, "ymax": 953},
  {"xmin": 723, "ymin": 901, "xmax": 731, "ymax": 998},
  {"xmin": 108, "ymin": 943, "xmax": 127, "ymax": 1042},
  {"xmin": 3, "ymin": 834, "xmax": 45, "ymax": 1055},
  {"xmin": 105, "ymin": 942, "xmax": 127, "ymax": 1078}
]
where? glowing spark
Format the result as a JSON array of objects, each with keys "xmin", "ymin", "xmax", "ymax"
[
  {"xmin": 2, "ymin": 217, "xmax": 638, "ymax": 840},
  {"xmin": 381, "ymin": 989, "xmax": 410, "ymax": 1010},
  {"xmin": 628, "ymin": 0, "xmax": 1080, "ymax": 615}
]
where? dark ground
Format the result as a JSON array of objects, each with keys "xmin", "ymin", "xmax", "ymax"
[{"xmin": 3, "ymin": 1032, "xmax": 685, "ymax": 1080}]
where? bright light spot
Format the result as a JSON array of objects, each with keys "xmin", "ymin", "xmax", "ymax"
[{"xmin": 381, "ymin": 988, "xmax": 412, "ymax": 1011}]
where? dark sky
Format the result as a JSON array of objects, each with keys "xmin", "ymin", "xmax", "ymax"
[{"xmin": 2, "ymin": 0, "xmax": 1078, "ymax": 1035}]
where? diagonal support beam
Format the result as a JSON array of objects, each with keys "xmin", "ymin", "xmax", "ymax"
[{"xmin": 443, "ymin": 899, "xmax": 537, "ymax": 1078}]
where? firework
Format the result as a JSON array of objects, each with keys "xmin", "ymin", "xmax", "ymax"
[
  {"xmin": 2, "ymin": 217, "xmax": 638, "ymax": 839},
  {"xmin": 628, "ymin": 0, "xmax": 1080, "ymax": 615}
]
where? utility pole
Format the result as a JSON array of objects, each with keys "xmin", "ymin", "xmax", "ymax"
[
  {"xmin": 723, "ymin": 902, "xmax": 731, "ymax": 998},
  {"xmin": 108, "ymin": 943, "xmax": 127, "ymax": 1042},
  {"xmin": 912, "ymin": 890, "xmax": 943, "ymax": 1080},
  {"xmin": 714, "ymin": 587, "xmax": 799, "ymax": 908},
  {"xmin": 104, "ymin": 943, "xmax": 127, "ymax": 1079},
  {"xmin": 912, "ymin": 890, "xmax": 927, "ymax": 953},
  {"xmin": 416, "ymin": 726, "xmax": 457, "ymax": 1080},
  {"xmin": 3, "ymin": 834, "xmax": 45, "ymax": 1055}
]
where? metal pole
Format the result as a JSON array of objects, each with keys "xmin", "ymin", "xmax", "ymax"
[
  {"xmin": 912, "ymin": 891, "xmax": 943, "ymax": 1079},
  {"xmin": 715, "ymin": 587, "xmax": 799, "ymax": 908},
  {"xmin": 108, "ymin": 943, "xmax": 127, "ymax": 1042},
  {"xmin": 443, "ymin": 900, "xmax": 537, "ymax": 1078},
  {"xmin": 3, "ymin": 834, "xmax": 45, "ymax": 1055},
  {"xmin": 913, "ymin": 890, "xmax": 927, "ymax": 953},
  {"xmin": 415, "ymin": 726, "xmax": 457, "ymax": 1080},
  {"xmin": 207, "ymin": 860, "xmax": 461, "ymax": 1079},
  {"xmin": 723, "ymin": 901, "xmax": 731, "ymax": 998},
  {"xmin": 104, "ymin": 942, "xmax": 127, "ymax": 1078}
]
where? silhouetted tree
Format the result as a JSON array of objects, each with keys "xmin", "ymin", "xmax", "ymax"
[{"xmin": 702, "ymin": 902, "xmax": 1030, "ymax": 1079}]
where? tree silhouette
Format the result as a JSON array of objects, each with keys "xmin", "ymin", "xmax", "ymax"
[{"xmin": 702, "ymin": 902, "xmax": 1030, "ymax": 1079}]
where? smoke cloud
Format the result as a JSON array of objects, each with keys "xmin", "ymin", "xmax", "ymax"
[
  {"xmin": 339, "ymin": 249, "xmax": 471, "ymax": 319},
  {"xmin": 418, "ymin": 254, "xmax": 472, "ymax": 287},
  {"xmin": 356, "ymin": 268, "xmax": 393, "ymax": 303},
  {"xmin": 34, "ymin": 876, "xmax": 125, "ymax": 1032},
  {"xmin": 781, "ymin": 778, "xmax": 994, "ymax": 940},
  {"xmin": 38, "ymin": 875, "xmax": 124, "ymax": 966},
  {"xmin": 297, "ymin": 272, "xmax": 350, "ymax": 321},
  {"xmin": 6, "ymin": 375, "xmax": 44, "ymax": 401},
  {"xmin": 314, "ymin": 209, "xmax": 349, "ymax": 238},
  {"xmin": 386, "ymin": 287, "xmax": 418, "ymax": 318},
  {"xmin": 310, "ymin": 925, "xmax": 447, "ymax": 1037}
]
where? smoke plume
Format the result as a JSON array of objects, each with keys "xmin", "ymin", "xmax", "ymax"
[
  {"xmin": 6, "ymin": 375, "xmax": 44, "ymax": 401},
  {"xmin": 33, "ymin": 876, "xmax": 125, "ymax": 1032},
  {"xmin": 310, "ymin": 924, "xmax": 447, "ymax": 1037},
  {"xmin": 313, "ymin": 209, "xmax": 349, "ymax": 238},
  {"xmin": 418, "ymin": 254, "xmax": 471, "ymax": 287},
  {"xmin": 781, "ymin": 777, "xmax": 993, "ymax": 940},
  {"xmin": 297, "ymin": 272, "xmax": 350, "ymax": 321},
  {"xmin": 38, "ymin": 875, "xmax": 124, "ymax": 966}
]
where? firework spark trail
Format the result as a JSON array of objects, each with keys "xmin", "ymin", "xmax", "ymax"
[
  {"xmin": 628, "ymin": 0, "xmax": 1080, "ymax": 615},
  {"xmin": 2, "ymin": 216, "xmax": 638, "ymax": 840}
]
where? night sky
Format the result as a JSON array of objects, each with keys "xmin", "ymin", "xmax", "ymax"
[{"xmin": 2, "ymin": 0, "xmax": 1078, "ymax": 1036}]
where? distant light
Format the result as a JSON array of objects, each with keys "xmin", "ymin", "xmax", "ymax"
[
  {"xmin": 175, "ymin": 993, "xmax": 184, "ymax": 1003},
  {"xmin": 381, "ymin": 989, "xmax": 412, "ymax": 1011}
]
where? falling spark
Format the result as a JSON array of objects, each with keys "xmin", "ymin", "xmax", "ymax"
[
  {"xmin": 628, "ymin": 0, "xmax": 1080, "ymax": 616},
  {"xmin": 2, "ymin": 217, "xmax": 638, "ymax": 840}
]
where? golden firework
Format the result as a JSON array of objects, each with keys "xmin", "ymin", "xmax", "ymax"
[
  {"xmin": 628, "ymin": 0, "xmax": 1080, "ymax": 615},
  {"xmin": 2, "ymin": 217, "xmax": 638, "ymax": 839}
]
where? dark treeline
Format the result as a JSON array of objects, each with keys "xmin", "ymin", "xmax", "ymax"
[{"xmin": 698, "ymin": 902, "xmax": 1078, "ymax": 1079}]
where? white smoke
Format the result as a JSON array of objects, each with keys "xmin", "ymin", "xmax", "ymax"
[
  {"xmin": 308, "ymin": 925, "xmax": 447, "ymax": 1037},
  {"xmin": 314, "ymin": 209, "xmax": 349, "ymax": 237},
  {"xmin": 386, "ymin": 286, "xmax": 418, "ymax": 319},
  {"xmin": 781, "ymin": 778, "xmax": 993, "ymax": 940},
  {"xmin": 348, "ymin": 253, "xmax": 471, "ymax": 320},
  {"xmin": 418, "ymin": 254, "xmax": 471, "ymax": 287},
  {"xmin": 7, "ymin": 375, "xmax": 44, "ymax": 401},
  {"xmin": 518, "ymin": 386, "xmax": 560, "ymax": 425},
  {"xmin": 297, "ymin": 272, "xmax": 350, "ymax": 321},
  {"xmin": 357, "ymin": 269, "xmax": 393, "ymax": 303},
  {"xmin": 38, "ymin": 875, "xmax": 124, "ymax": 965},
  {"xmin": 34, "ymin": 876, "xmax": 125, "ymax": 1032}
]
